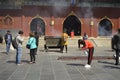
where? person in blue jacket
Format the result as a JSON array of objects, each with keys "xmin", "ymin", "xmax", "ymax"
[{"xmin": 27, "ymin": 32, "xmax": 37, "ymax": 64}]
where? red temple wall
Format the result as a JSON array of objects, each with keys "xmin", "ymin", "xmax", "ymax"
[{"xmin": 0, "ymin": 6, "xmax": 120, "ymax": 37}]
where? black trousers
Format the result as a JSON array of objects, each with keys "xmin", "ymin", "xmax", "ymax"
[
  {"xmin": 115, "ymin": 49, "xmax": 120, "ymax": 65},
  {"xmin": 30, "ymin": 49, "xmax": 36, "ymax": 62},
  {"xmin": 88, "ymin": 47, "xmax": 94, "ymax": 65},
  {"xmin": 78, "ymin": 39, "xmax": 80, "ymax": 48},
  {"xmin": 0, "ymin": 36, "xmax": 3, "ymax": 43},
  {"xmin": 35, "ymin": 48, "xmax": 38, "ymax": 55},
  {"xmin": 61, "ymin": 45, "xmax": 67, "ymax": 53}
]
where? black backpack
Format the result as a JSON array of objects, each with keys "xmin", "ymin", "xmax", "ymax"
[{"xmin": 12, "ymin": 36, "xmax": 18, "ymax": 49}]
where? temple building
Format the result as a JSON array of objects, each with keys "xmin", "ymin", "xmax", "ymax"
[{"xmin": 0, "ymin": 0, "xmax": 120, "ymax": 37}]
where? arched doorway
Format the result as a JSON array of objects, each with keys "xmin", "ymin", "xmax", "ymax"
[
  {"xmin": 63, "ymin": 15, "xmax": 81, "ymax": 36},
  {"xmin": 98, "ymin": 18, "xmax": 112, "ymax": 36},
  {"xmin": 30, "ymin": 18, "xmax": 45, "ymax": 36}
]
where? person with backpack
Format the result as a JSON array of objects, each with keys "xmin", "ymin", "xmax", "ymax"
[
  {"xmin": 26, "ymin": 32, "xmax": 37, "ymax": 64},
  {"xmin": 4, "ymin": 30, "xmax": 12, "ymax": 54},
  {"xmin": 15, "ymin": 30, "xmax": 24, "ymax": 65}
]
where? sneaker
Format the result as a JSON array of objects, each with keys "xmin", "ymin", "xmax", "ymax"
[
  {"xmin": 115, "ymin": 63, "xmax": 118, "ymax": 65},
  {"xmin": 85, "ymin": 64, "xmax": 91, "ymax": 68},
  {"xmin": 17, "ymin": 64, "xmax": 21, "ymax": 66},
  {"xmin": 113, "ymin": 54, "xmax": 116, "ymax": 59},
  {"xmin": 60, "ymin": 51, "xmax": 63, "ymax": 53},
  {"xmin": 6, "ymin": 52, "xmax": 9, "ymax": 55},
  {"xmin": 29, "ymin": 62, "xmax": 33, "ymax": 64},
  {"xmin": 17, "ymin": 63, "xmax": 23, "ymax": 66},
  {"xmin": 113, "ymin": 54, "xmax": 120, "ymax": 60},
  {"xmin": 33, "ymin": 61, "xmax": 36, "ymax": 63}
]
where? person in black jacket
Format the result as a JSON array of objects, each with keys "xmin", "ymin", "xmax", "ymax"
[
  {"xmin": 113, "ymin": 28, "xmax": 120, "ymax": 65},
  {"xmin": 4, "ymin": 30, "xmax": 12, "ymax": 54}
]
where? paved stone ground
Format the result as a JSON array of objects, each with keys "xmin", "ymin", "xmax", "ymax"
[{"xmin": 0, "ymin": 44, "xmax": 120, "ymax": 80}]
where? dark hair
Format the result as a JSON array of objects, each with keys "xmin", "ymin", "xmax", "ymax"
[
  {"xmin": 63, "ymin": 29, "xmax": 67, "ymax": 33},
  {"xmin": 18, "ymin": 30, "xmax": 23, "ymax": 34},
  {"xmin": 84, "ymin": 32, "xmax": 87, "ymax": 35},
  {"xmin": 79, "ymin": 39, "xmax": 85, "ymax": 44},
  {"xmin": 29, "ymin": 32, "xmax": 34, "ymax": 37},
  {"xmin": 34, "ymin": 31, "xmax": 38, "ymax": 35},
  {"xmin": 7, "ymin": 30, "xmax": 10, "ymax": 32},
  {"xmin": 118, "ymin": 28, "xmax": 120, "ymax": 33}
]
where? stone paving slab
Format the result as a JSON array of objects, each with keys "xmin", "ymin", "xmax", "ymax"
[{"xmin": 0, "ymin": 44, "xmax": 120, "ymax": 80}]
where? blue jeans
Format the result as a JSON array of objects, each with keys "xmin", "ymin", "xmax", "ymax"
[
  {"xmin": 16, "ymin": 47, "xmax": 22, "ymax": 64},
  {"xmin": 6, "ymin": 43, "xmax": 11, "ymax": 54}
]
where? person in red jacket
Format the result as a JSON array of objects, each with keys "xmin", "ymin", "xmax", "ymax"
[{"xmin": 80, "ymin": 39, "xmax": 94, "ymax": 69}]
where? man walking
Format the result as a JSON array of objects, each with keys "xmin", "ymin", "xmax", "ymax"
[{"xmin": 113, "ymin": 28, "xmax": 120, "ymax": 65}]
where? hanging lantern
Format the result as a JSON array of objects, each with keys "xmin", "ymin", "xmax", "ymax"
[
  {"xmin": 50, "ymin": 16, "xmax": 54, "ymax": 26},
  {"xmin": 90, "ymin": 20, "xmax": 94, "ymax": 26}
]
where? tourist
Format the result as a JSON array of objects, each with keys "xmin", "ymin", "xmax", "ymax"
[
  {"xmin": 15, "ymin": 30, "xmax": 24, "ymax": 65},
  {"xmin": 61, "ymin": 31, "xmax": 68, "ymax": 53},
  {"xmin": 4, "ymin": 30, "xmax": 12, "ymax": 54},
  {"xmin": 27, "ymin": 32, "xmax": 37, "ymax": 64},
  {"xmin": 83, "ymin": 32, "xmax": 88, "ymax": 40},
  {"xmin": 112, "ymin": 28, "xmax": 120, "ymax": 65},
  {"xmin": 80, "ymin": 39, "xmax": 94, "ymax": 69}
]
